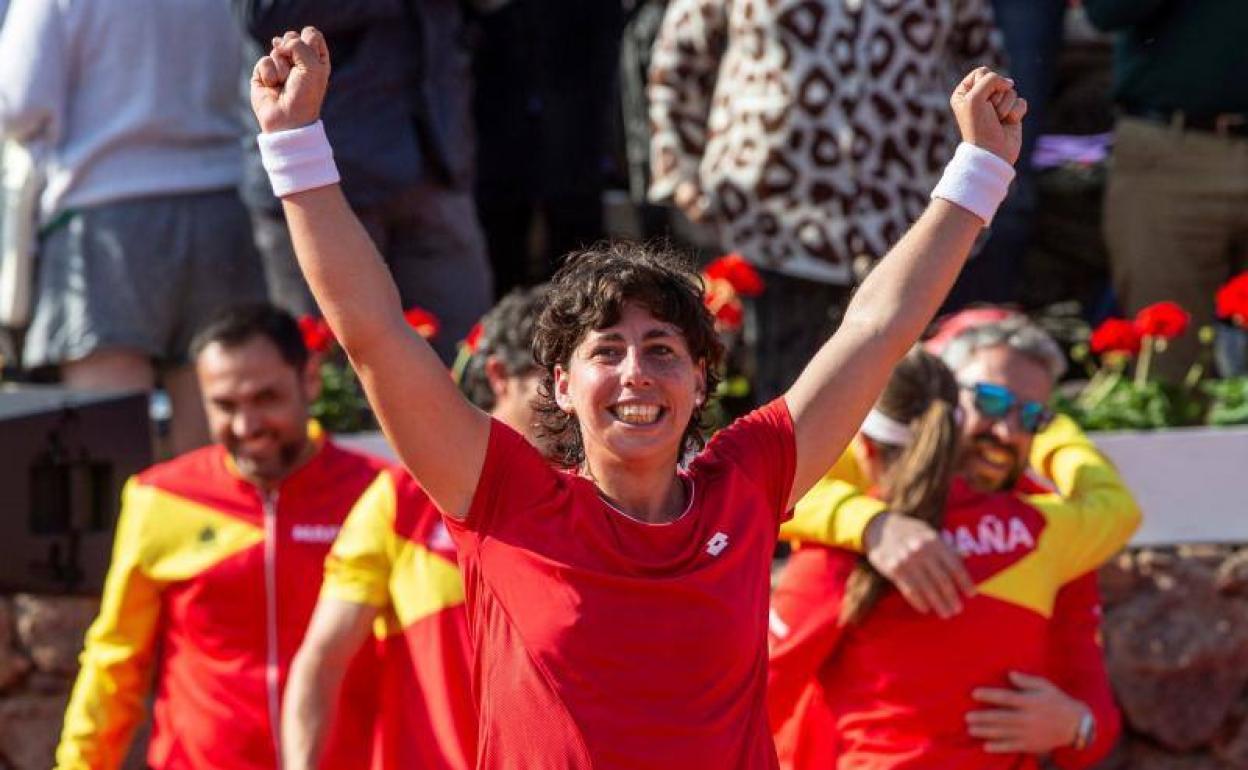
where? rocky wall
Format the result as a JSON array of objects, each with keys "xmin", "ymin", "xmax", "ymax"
[
  {"xmin": 1098, "ymin": 545, "xmax": 1248, "ymax": 769},
  {"xmin": 0, "ymin": 596, "xmax": 146, "ymax": 770},
  {"xmin": 2, "ymin": 546, "xmax": 1247, "ymax": 769}
]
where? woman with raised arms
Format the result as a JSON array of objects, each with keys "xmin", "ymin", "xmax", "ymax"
[{"xmin": 250, "ymin": 28, "xmax": 1025, "ymax": 770}]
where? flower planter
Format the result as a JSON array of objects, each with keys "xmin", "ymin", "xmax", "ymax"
[{"xmin": 1091, "ymin": 424, "xmax": 1248, "ymax": 545}]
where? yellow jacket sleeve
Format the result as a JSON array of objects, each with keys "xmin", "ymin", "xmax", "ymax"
[
  {"xmin": 781, "ymin": 442, "xmax": 886, "ymax": 551},
  {"xmin": 321, "ymin": 471, "xmax": 398, "ymax": 609},
  {"xmin": 55, "ymin": 479, "xmax": 163, "ymax": 770},
  {"xmin": 1026, "ymin": 418, "xmax": 1143, "ymax": 583}
]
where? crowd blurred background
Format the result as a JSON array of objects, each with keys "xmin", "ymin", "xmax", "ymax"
[{"xmin": 2, "ymin": 0, "xmax": 1246, "ymax": 454}]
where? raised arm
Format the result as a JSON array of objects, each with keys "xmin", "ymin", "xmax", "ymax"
[
  {"xmin": 251, "ymin": 29, "xmax": 488, "ymax": 517},
  {"xmin": 783, "ymin": 69, "xmax": 1025, "ymax": 508}
]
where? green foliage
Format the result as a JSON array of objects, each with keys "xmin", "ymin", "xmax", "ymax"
[
  {"xmin": 1055, "ymin": 370, "xmax": 1248, "ymax": 432},
  {"xmin": 309, "ymin": 359, "xmax": 376, "ymax": 434},
  {"xmin": 1203, "ymin": 377, "xmax": 1248, "ymax": 427}
]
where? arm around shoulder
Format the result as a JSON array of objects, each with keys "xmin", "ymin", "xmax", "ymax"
[{"xmin": 1030, "ymin": 427, "xmax": 1142, "ymax": 581}]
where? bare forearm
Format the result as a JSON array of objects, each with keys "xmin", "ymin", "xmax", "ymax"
[
  {"xmin": 846, "ymin": 199, "xmax": 982, "ymax": 357},
  {"xmin": 280, "ymin": 185, "xmax": 487, "ymax": 515},
  {"xmin": 785, "ymin": 199, "xmax": 982, "ymax": 502},
  {"xmin": 281, "ymin": 654, "xmax": 348, "ymax": 770},
  {"xmin": 281, "ymin": 186, "xmax": 403, "ymax": 351}
]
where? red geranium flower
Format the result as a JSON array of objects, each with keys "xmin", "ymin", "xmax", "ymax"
[
  {"xmin": 704, "ymin": 253, "xmax": 764, "ymax": 297},
  {"xmin": 1216, "ymin": 272, "xmax": 1248, "ymax": 328},
  {"xmin": 1133, "ymin": 301, "xmax": 1190, "ymax": 340},
  {"xmin": 403, "ymin": 306, "xmax": 441, "ymax": 339},
  {"xmin": 714, "ymin": 299, "xmax": 744, "ymax": 330},
  {"xmin": 463, "ymin": 321, "xmax": 484, "ymax": 353},
  {"xmin": 1089, "ymin": 318, "xmax": 1141, "ymax": 356},
  {"xmin": 298, "ymin": 315, "xmax": 335, "ymax": 354}
]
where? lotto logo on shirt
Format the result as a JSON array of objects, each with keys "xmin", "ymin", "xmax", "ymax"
[{"xmin": 706, "ymin": 532, "xmax": 730, "ymax": 556}]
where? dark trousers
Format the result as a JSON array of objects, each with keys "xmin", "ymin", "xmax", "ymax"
[
  {"xmin": 746, "ymin": 269, "xmax": 851, "ymax": 405},
  {"xmin": 945, "ymin": 0, "xmax": 1066, "ymax": 310}
]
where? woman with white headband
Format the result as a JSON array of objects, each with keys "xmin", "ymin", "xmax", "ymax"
[{"xmin": 767, "ymin": 347, "xmax": 1139, "ymax": 770}]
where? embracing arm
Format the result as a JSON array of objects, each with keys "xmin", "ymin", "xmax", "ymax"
[
  {"xmin": 1029, "ymin": 421, "xmax": 1142, "ymax": 581},
  {"xmin": 1047, "ymin": 574, "xmax": 1122, "ymax": 769},
  {"xmin": 783, "ymin": 68, "xmax": 1025, "ymax": 509},
  {"xmin": 253, "ymin": 29, "xmax": 488, "ymax": 518}
]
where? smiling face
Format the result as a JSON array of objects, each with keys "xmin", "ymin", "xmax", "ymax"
[
  {"xmin": 196, "ymin": 335, "xmax": 320, "ymax": 487},
  {"xmin": 553, "ymin": 303, "xmax": 706, "ymax": 471},
  {"xmin": 953, "ymin": 344, "xmax": 1054, "ymax": 491}
]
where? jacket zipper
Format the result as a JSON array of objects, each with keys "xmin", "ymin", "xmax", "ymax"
[{"xmin": 263, "ymin": 491, "xmax": 283, "ymax": 767}]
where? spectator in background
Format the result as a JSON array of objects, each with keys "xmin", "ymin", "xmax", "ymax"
[
  {"xmin": 233, "ymin": 1, "xmax": 493, "ymax": 363},
  {"xmin": 778, "ymin": 313, "xmax": 1128, "ymax": 769},
  {"xmin": 648, "ymin": 0, "xmax": 1005, "ymax": 403},
  {"xmin": 1083, "ymin": 1, "xmax": 1248, "ymax": 381},
  {"xmin": 470, "ymin": 0, "xmax": 621, "ymax": 297},
  {"xmin": 55, "ymin": 304, "xmax": 383, "ymax": 770},
  {"xmin": 0, "ymin": 0, "xmax": 265, "ymax": 453}
]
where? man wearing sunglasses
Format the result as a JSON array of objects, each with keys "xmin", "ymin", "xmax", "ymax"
[{"xmin": 779, "ymin": 312, "xmax": 1133, "ymax": 768}]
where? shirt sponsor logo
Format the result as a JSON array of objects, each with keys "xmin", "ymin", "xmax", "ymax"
[
  {"xmin": 706, "ymin": 532, "xmax": 730, "ymax": 556},
  {"xmin": 941, "ymin": 514, "xmax": 1035, "ymax": 558},
  {"xmin": 290, "ymin": 524, "xmax": 341, "ymax": 544}
]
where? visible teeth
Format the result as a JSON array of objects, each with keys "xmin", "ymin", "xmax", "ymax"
[{"xmin": 614, "ymin": 404, "xmax": 661, "ymax": 424}]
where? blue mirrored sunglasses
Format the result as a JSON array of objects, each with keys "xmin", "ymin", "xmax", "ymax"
[{"xmin": 961, "ymin": 382, "xmax": 1053, "ymax": 434}]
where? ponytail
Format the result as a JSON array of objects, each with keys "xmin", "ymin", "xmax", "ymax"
[{"xmin": 839, "ymin": 350, "xmax": 960, "ymax": 626}]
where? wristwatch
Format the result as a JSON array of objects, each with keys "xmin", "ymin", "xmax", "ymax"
[{"xmin": 1072, "ymin": 709, "xmax": 1096, "ymax": 751}]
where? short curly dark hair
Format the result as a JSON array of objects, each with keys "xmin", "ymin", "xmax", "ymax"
[
  {"xmin": 533, "ymin": 241, "xmax": 724, "ymax": 467},
  {"xmin": 457, "ymin": 284, "xmax": 547, "ymax": 410}
]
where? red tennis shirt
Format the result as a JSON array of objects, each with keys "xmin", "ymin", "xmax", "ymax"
[{"xmin": 446, "ymin": 399, "xmax": 796, "ymax": 769}]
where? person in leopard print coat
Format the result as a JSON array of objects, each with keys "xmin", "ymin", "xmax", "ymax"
[{"xmin": 648, "ymin": 0, "xmax": 1006, "ymax": 399}]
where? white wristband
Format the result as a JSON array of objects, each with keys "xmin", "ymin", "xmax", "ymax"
[
  {"xmin": 930, "ymin": 142, "xmax": 1016, "ymax": 226},
  {"xmin": 257, "ymin": 120, "xmax": 340, "ymax": 198}
]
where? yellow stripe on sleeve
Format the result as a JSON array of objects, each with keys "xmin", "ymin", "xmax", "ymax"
[
  {"xmin": 783, "ymin": 441, "xmax": 885, "ymax": 551},
  {"xmin": 390, "ymin": 538, "xmax": 466, "ymax": 629},
  {"xmin": 322, "ymin": 471, "xmax": 401, "ymax": 609}
]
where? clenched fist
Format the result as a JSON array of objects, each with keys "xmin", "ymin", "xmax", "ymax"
[
  {"xmin": 950, "ymin": 67, "xmax": 1026, "ymax": 165},
  {"xmin": 251, "ymin": 27, "xmax": 331, "ymax": 134}
]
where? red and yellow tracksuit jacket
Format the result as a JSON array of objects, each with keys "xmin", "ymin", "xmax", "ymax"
[
  {"xmin": 55, "ymin": 425, "xmax": 385, "ymax": 770},
  {"xmin": 770, "ymin": 416, "xmax": 1138, "ymax": 770},
  {"xmin": 321, "ymin": 466, "xmax": 476, "ymax": 770}
]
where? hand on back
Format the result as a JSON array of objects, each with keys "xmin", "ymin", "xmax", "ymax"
[
  {"xmin": 251, "ymin": 27, "xmax": 331, "ymax": 133},
  {"xmin": 863, "ymin": 512, "xmax": 975, "ymax": 619},
  {"xmin": 949, "ymin": 67, "xmax": 1027, "ymax": 165}
]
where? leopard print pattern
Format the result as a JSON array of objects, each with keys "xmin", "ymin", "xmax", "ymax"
[{"xmin": 650, "ymin": 0, "xmax": 1004, "ymax": 283}]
